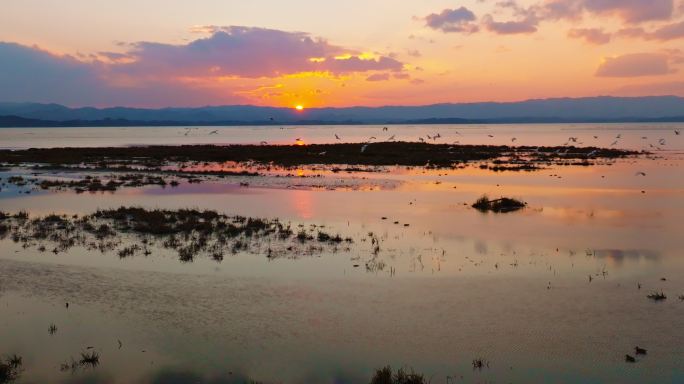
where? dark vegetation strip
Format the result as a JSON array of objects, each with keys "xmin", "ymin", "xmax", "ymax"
[{"xmin": 0, "ymin": 142, "xmax": 639, "ymax": 168}]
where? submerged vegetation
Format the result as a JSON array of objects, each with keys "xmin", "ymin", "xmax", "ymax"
[
  {"xmin": 472, "ymin": 195, "xmax": 527, "ymax": 213},
  {"xmin": 0, "ymin": 355, "xmax": 22, "ymax": 383},
  {"xmin": 0, "ymin": 207, "xmax": 352, "ymax": 263}
]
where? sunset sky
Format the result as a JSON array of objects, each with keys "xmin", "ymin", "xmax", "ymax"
[{"xmin": 2, "ymin": 0, "xmax": 684, "ymax": 108}]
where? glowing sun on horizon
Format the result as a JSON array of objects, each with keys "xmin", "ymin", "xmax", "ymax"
[{"xmin": 295, "ymin": 105, "xmax": 304, "ymax": 111}]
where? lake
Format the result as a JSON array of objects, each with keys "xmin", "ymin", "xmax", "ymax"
[{"xmin": 0, "ymin": 123, "xmax": 683, "ymax": 383}]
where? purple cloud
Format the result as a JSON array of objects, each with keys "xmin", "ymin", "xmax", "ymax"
[
  {"xmin": 117, "ymin": 27, "xmax": 403, "ymax": 78},
  {"xmin": 567, "ymin": 28, "xmax": 612, "ymax": 44},
  {"xmin": 366, "ymin": 73, "xmax": 391, "ymax": 82},
  {"xmin": 619, "ymin": 21, "xmax": 684, "ymax": 41},
  {"xmin": 0, "ymin": 27, "xmax": 408, "ymax": 107},
  {"xmin": 482, "ymin": 15, "xmax": 539, "ymax": 34},
  {"xmin": 596, "ymin": 53, "xmax": 674, "ymax": 77},
  {"xmin": 424, "ymin": 7, "xmax": 479, "ymax": 33},
  {"xmin": 583, "ymin": 0, "xmax": 673, "ymax": 23}
]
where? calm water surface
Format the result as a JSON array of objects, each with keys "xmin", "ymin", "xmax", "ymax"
[{"xmin": 0, "ymin": 124, "xmax": 683, "ymax": 383}]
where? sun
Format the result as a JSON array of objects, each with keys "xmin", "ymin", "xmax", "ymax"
[{"xmin": 295, "ymin": 105, "xmax": 304, "ymax": 111}]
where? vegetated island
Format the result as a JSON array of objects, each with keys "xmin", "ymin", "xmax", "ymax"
[{"xmin": 0, "ymin": 142, "xmax": 640, "ymax": 170}]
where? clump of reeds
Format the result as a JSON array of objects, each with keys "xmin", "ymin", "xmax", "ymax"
[
  {"xmin": 472, "ymin": 358, "xmax": 490, "ymax": 370},
  {"xmin": 647, "ymin": 291, "xmax": 667, "ymax": 301},
  {"xmin": 369, "ymin": 366, "xmax": 425, "ymax": 384},
  {"xmin": 472, "ymin": 195, "xmax": 526, "ymax": 213},
  {"xmin": 0, "ymin": 354, "xmax": 23, "ymax": 383},
  {"xmin": 79, "ymin": 351, "xmax": 100, "ymax": 367}
]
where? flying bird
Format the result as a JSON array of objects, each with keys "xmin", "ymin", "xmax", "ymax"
[
  {"xmin": 675, "ymin": 130, "xmax": 680, "ymax": 135},
  {"xmin": 388, "ymin": 135, "xmax": 396, "ymax": 141},
  {"xmin": 260, "ymin": 141, "xmax": 268, "ymax": 145},
  {"xmin": 610, "ymin": 140, "xmax": 618, "ymax": 146},
  {"xmin": 361, "ymin": 144, "xmax": 369, "ymax": 153},
  {"xmin": 511, "ymin": 137, "xmax": 517, "ymax": 142},
  {"xmin": 209, "ymin": 130, "xmax": 218, "ymax": 135},
  {"xmin": 488, "ymin": 134, "xmax": 494, "ymax": 138},
  {"xmin": 635, "ymin": 171, "xmax": 646, "ymax": 176},
  {"xmin": 382, "ymin": 127, "xmax": 388, "ymax": 131},
  {"xmin": 335, "ymin": 134, "xmax": 341, "ymax": 140}
]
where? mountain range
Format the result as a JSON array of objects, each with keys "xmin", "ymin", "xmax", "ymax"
[{"xmin": 1, "ymin": 96, "xmax": 684, "ymax": 127}]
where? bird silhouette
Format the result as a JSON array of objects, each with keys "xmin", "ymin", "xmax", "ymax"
[{"xmin": 335, "ymin": 134, "xmax": 341, "ymax": 140}]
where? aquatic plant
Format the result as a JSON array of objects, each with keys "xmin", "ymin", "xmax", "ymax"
[
  {"xmin": 472, "ymin": 358, "xmax": 490, "ymax": 370},
  {"xmin": 0, "ymin": 355, "xmax": 22, "ymax": 383},
  {"xmin": 647, "ymin": 291, "xmax": 667, "ymax": 301},
  {"xmin": 369, "ymin": 366, "xmax": 426, "ymax": 384},
  {"xmin": 79, "ymin": 351, "xmax": 100, "ymax": 367},
  {"xmin": 1, "ymin": 207, "xmax": 354, "ymax": 263},
  {"xmin": 472, "ymin": 195, "xmax": 527, "ymax": 213}
]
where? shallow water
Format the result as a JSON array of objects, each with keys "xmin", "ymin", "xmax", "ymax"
[
  {"xmin": 1, "ymin": 123, "xmax": 683, "ymax": 151},
  {"xmin": 0, "ymin": 124, "xmax": 683, "ymax": 383}
]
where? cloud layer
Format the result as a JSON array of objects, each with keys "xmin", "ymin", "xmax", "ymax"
[
  {"xmin": 424, "ymin": 0, "xmax": 681, "ymax": 38},
  {"xmin": 0, "ymin": 27, "xmax": 406, "ymax": 107},
  {"xmin": 596, "ymin": 53, "xmax": 674, "ymax": 77}
]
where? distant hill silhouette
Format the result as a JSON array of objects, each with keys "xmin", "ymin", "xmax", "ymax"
[{"xmin": 1, "ymin": 96, "xmax": 684, "ymax": 127}]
